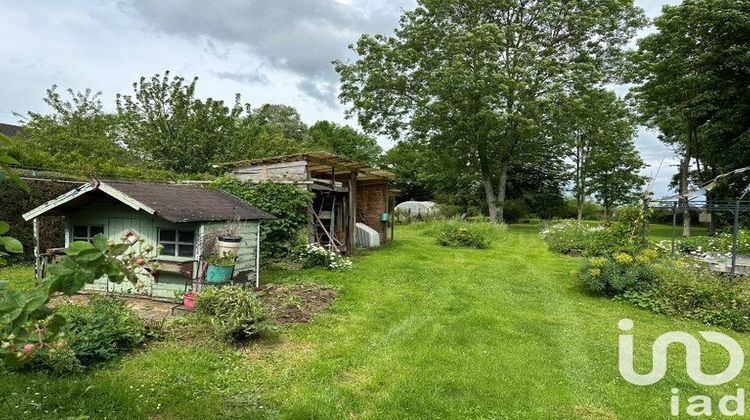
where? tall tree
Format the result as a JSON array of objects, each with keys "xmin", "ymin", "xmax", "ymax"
[
  {"xmin": 309, "ymin": 121, "xmax": 383, "ymax": 164},
  {"xmin": 589, "ymin": 144, "xmax": 645, "ymax": 221},
  {"xmin": 337, "ymin": 0, "xmax": 645, "ymax": 222},
  {"xmin": 630, "ymin": 0, "xmax": 750, "ymax": 235},
  {"xmin": 16, "ymin": 86, "xmax": 125, "ymax": 163},
  {"xmin": 251, "ymin": 104, "xmax": 311, "ymax": 143},
  {"xmin": 560, "ymin": 88, "xmax": 643, "ymax": 220},
  {"xmin": 116, "ymin": 72, "xmax": 244, "ymax": 173}
]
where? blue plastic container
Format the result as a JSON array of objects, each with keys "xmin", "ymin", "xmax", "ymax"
[{"xmin": 206, "ymin": 264, "xmax": 234, "ymax": 283}]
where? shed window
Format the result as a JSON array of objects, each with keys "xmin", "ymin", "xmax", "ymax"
[
  {"xmin": 158, "ymin": 229, "xmax": 195, "ymax": 258},
  {"xmin": 72, "ymin": 225, "xmax": 105, "ymax": 242}
]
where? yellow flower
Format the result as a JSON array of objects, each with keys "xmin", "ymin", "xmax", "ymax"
[
  {"xmin": 570, "ymin": 269, "xmax": 580, "ymax": 277},
  {"xmin": 614, "ymin": 253, "xmax": 634, "ymax": 265},
  {"xmin": 590, "ymin": 257, "xmax": 608, "ymax": 268},
  {"xmin": 636, "ymin": 249, "xmax": 659, "ymax": 264},
  {"xmin": 587, "ymin": 268, "xmax": 602, "ymax": 278}
]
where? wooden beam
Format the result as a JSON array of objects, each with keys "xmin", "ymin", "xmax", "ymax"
[
  {"xmin": 33, "ymin": 218, "xmax": 40, "ymax": 280},
  {"xmin": 22, "ymin": 182, "xmax": 95, "ymax": 221},
  {"xmin": 348, "ymin": 172, "xmax": 357, "ymax": 252}
]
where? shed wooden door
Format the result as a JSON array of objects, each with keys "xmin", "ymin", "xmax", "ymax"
[{"xmin": 107, "ymin": 217, "xmax": 154, "ymax": 296}]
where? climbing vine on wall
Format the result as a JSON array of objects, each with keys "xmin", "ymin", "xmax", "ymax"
[{"xmin": 212, "ymin": 177, "xmax": 312, "ymax": 260}]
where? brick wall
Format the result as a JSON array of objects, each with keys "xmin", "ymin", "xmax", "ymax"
[{"xmin": 356, "ymin": 182, "xmax": 389, "ymax": 241}]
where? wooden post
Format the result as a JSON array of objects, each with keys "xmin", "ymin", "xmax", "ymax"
[
  {"xmin": 255, "ymin": 223, "xmax": 261, "ymax": 288},
  {"xmin": 348, "ymin": 172, "xmax": 357, "ymax": 252},
  {"xmin": 307, "ymin": 185, "xmax": 316, "ymax": 244},
  {"xmin": 32, "ymin": 218, "xmax": 40, "ymax": 282}
]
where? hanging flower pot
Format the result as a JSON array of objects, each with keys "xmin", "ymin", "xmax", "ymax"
[{"xmin": 217, "ymin": 235, "xmax": 242, "ymax": 256}]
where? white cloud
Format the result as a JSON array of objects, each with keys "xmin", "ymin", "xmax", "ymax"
[{"xmin": 0, "ymin": 0, "xmax": 681, "ymax": 189}]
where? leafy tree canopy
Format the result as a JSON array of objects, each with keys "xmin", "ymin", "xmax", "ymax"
[
  {"xmin": 309, "ymin": 121, "xmax": 383, "ymax": 165},
  {"xmin": 337, "ymin": 0, "xmax": 646, "ymax": 221}
]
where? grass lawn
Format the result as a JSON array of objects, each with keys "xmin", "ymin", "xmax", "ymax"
[{"xmin": 0, "ymin": 223, "xmax": 744, "ymax": 419}]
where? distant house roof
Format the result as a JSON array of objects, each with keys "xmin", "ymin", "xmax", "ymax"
[
  {"xmin": 216, "ymin": 151, "xmax": 396, "ymax": 181},
  {"xmin": 22, "ymin": 179, "xmax": 274, "ymax": 223},
  {"xmin": 0, "ymin": 123, "xmax": 22, "ymax": 138}
]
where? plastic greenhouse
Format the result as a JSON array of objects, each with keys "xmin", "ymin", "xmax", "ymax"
[{"xmin": 394, "ymin": 201, "xmax": 438, "ymax": 217}]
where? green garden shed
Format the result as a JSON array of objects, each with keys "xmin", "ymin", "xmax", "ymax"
[{"xmin": 22, "ymin": 179, "xmax": 273, "ymax": 299}]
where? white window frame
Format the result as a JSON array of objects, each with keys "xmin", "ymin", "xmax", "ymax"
[
  {"xmin": 158, "ymin": 228, "xmax": 196, "ymax": 258},
  {"xmin": 71, "ymin": 224, "xmax": 105, "ymax": 242}
]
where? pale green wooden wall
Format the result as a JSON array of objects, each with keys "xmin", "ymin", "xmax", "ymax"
[
  {"xmin": 199, "ymin": 222, "xmax": 259, "ymax": 281},
  {"xmin": 67, "ymin": 197, "xmax": 260, "ymax": 300}
]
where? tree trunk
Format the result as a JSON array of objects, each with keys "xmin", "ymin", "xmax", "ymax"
[
  {"xmin": 680, "ymin": 130, "xmax": 692, "ymax": 237},
  {"xmin": 496, "ymin": 163, "xmax": 509, "ymax": 223},
  {"xmin": 483, "ymin": 176, "xmax": 498, "ymax": 222},
  {"xmin": 577, "ymin": 201, "xmax": 584, "ymax": 222},
  {"xmin": 575, "ymin": 140, "xmax": 584, "ymax": 222},
  {"xmin": 708, "ymin": 166, "xmax": 718, "ymax": 235}
]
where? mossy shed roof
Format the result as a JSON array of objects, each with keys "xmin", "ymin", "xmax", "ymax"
[{"xmin": 22, "ymin": 179, "xmax": 274, "ymax": 224}]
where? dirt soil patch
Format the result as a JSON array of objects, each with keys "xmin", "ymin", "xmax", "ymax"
[
  {"xmin": 49, "ymin": 284, "xmax": 337, "ymax": 325},
  {"xmin": 50, "ymin": 293, "xmax": 179, "ymax": 322},
  {"xmin": 256, "ymin": 284, "xmax": 337, "ymax": 324}
]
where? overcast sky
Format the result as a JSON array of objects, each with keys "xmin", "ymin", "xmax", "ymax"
[{"xmin": 0, "ymin": 0, "xmax": 681, "ymax": 197}]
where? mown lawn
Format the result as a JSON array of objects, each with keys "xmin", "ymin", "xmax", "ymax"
[{"xmin": 0, "ymin": 223, "xmax": 744, "ymax": 419}]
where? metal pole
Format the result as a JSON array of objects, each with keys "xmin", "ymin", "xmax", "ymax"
[
  {"xmin": 642, "ymin": 198, "xmax": 649, "ymax": 245},
  {"xmin": 671, "ymin": 201, "xmax": 677, "ymax": 254},
  {"xmin": 732, "ymin": 199, "xmax": 740, "ymax": 276}
]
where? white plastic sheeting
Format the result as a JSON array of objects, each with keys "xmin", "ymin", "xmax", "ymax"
[
  {"xmin": 394, "ymin": 201, "xmax": 438, "ymax": 216},
  {"xmin": 355, "ymin": 223, "xmax": 381, "ymax": 248}
]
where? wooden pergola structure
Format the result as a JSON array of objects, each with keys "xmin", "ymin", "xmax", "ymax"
[{"xmin": 217, "ymin": 152, "xmax": 396, "ymax": 252}]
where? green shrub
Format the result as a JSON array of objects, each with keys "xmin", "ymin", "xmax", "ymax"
[
  {"xmin": 619, "ymin": 258, "xmax": 750, "ymax": 332},
  {"xmin": 433, "ymin": 219, "xmax": 507, "ymax": 249},
  {"xmin": 577, "ymin": 251, "xmax": 658, "ymax": 295},
  {"xmin": 303, "ymin": 243, "xmax": 353, "ymax": 271},
  {"xmin": 31, "ymin": 346, "xmax": 82, "ymax": 374},
  {"xmin": 664, "ymin": 230, "xmax": 750, "ymax": 256},
  {"xmin": 540, "ymin": 221, "xmax": 613, "ymax": 256},
  {"xmin": 577, "ymin": 250, "xmax": 750, "ymax": 332},
  {"xmin": 56, "ymin": 296, "xmax": 146, "ymax": 366},
  {"xmin": 211, "ymin": 177, "xmax": 313, "ymax": 260},
  {"xmin": 196, "ymin": 285, "xmax": 275, "ymax": 342},
  {"xmin": 540, "ymin": 219, "xmax": 645, "ymax": 257},
  {"xmin": 0, "ymin": 179, "xmax": 71, "ymax": 263}
]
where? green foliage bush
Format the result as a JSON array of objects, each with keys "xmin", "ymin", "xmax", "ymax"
[
  {"xmin": 576, "ymin": 250, "xmax": 658, "ymax": 295},
  {"xmin": 0, "ymin": 179, "xmax": 71, "ymax": 263},
  {"xmin": 540, "ymin": 221, "xmax": 615, "ymax": 256},
  {"xmin": 433, "ymin": 219, "xmax": 507, "ymax": 249},
  {"xmin": 540, "ymin": 214, "xmax": 646, "ymax": 257},
  {"xmin": 1, "ymin": 234, "xmax": 157, "ymax": 369},
  {"xmin": 196, "ymin": 285, "xmax": 274, "ymax": 342},
  {"xmin": 577, "ymin": 251, "xmax": 750, "ymax": 332},
  {"xmin": 665, "ymin": 230, "xmax": 750, "ymax": 256},
  {"xmin": 624, "ymin": 259, "xmax": 750, "ymax": 332},
  {"xmin": 212, "ymin": 178, "xmax": 313, "ymax": 261},
  {"xmin": 27, "ymin": 296, "xmax": 146, "ymax": 373},
  {"xmin": 56, "ymin": 296, "xmax": 145, "ymax": 365}
]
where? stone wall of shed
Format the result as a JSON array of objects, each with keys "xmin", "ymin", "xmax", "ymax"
[{"xmin": 356, "ymin": 182, "xmax": 389, "ymax": 241}]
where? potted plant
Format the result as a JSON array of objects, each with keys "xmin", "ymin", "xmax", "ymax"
[
  {"xmin": 217, "ymin": 217, "xmax": 243, "ymax": 256},
  {"xmin": 205, "ymin": 251, "xmax": 237, "ymax": 284}
]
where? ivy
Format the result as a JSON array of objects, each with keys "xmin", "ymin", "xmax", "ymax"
[{"xmin": 212, "ymin": 177, "xmax": 313, "ymax": 260}]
